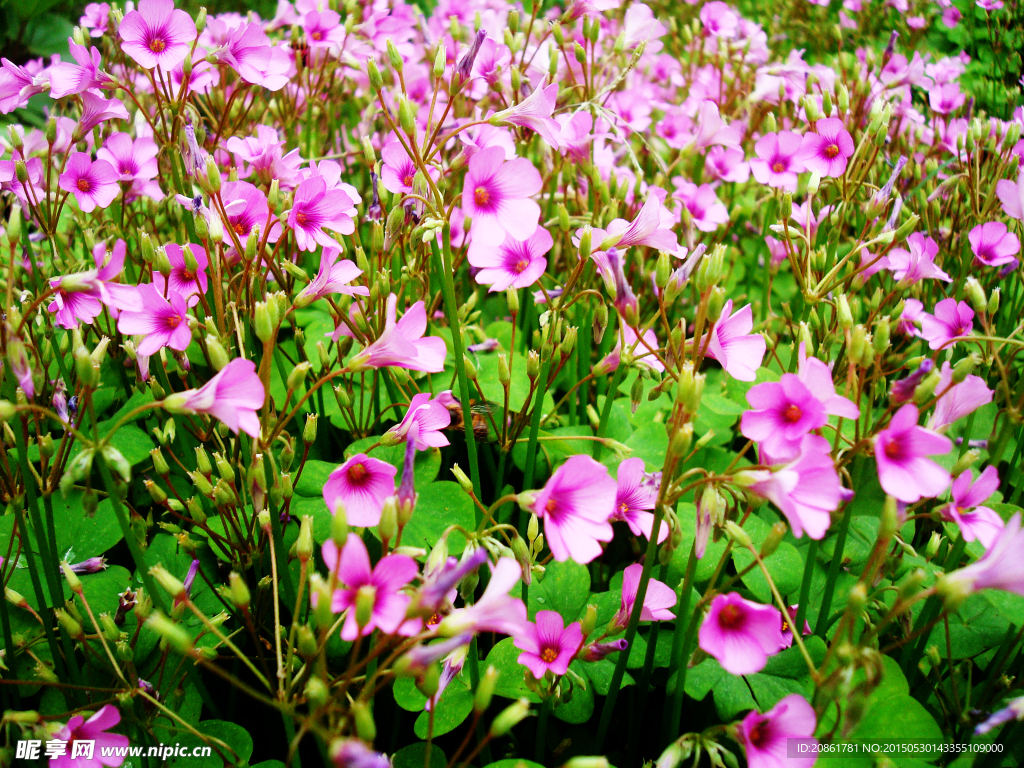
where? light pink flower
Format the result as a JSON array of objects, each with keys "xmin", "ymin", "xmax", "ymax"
[
  {"xmin": 743, "ymin": 435, "xmax": 843, "ymax": 540},
  {"xmin": 162, "ymin": 358, "xmax": 264, "ymax": 437},
  {"xmin": 886, "ymin": 233, "xmax": 952, "ymax": 283},
  {"xmin": 589, "ymin": 194, "xmax": 678, "ymax": 252},
  {"xmin": 490, "ymin": 83, "xmax": 561, "ymax": 149},
  {"xmin": 942, "ymin": 466, "xmax": 1004, "ymax": 548},
  {"xmin": 287, "ymin": 173, "xmax": 357, "ymax": 251},
  {"xmin": 703, "ymin": 300, "xmax": 766, "ymax": 381},
  {"xmin": 346, "ymin": 294, "xmax": 447, "ymax": 373},
  {"xmin": 596, "ymin": 325, "xmax": 665, "ymax": 374},
  {"xmin": 294, "ymin": 247, "xmax": 368, "ymax": 307},
  {"xmin": 929, "ymin": 82, "xmax": 965, "ymax": 114},
  {"xmin": 795, "ymin": 345, "xmax": 860, "ymax": 420},
  {"xmin": 943, "ymin": 512, "xmax": 1024, "ymax": 597},
  {"xmin": 461, "ymin": 145, "xmax": 542, "ymax": 246},
  {"xmin": 969, "ymin": 221, "xmax": 1020, "ymax": 267},
  {"xmin": 612, "ymin": 563, "xmax": 676, "ymax": 630},
  {"xmin": 81, "ymin": 3, "xmax": 111, "ymax": 36},
  {"xmin": 514, "ymin": 610, "xmax": 584, "ymax": 678},
  {"xmin": 611, "ymin": 457, "xmax": 666, "ymax": 542},
  {"xmin": 700, "ymin": 1, "xmax": 739, "ymax": 37},
  {"xmin": 76, "ymin": 91, "xmax": 129, "ymax": 136},
  {"xmin": 918, "ymin": 298, "xmax": 973, "ymax": 350},
  {"xmin": 927, "ymin": 361, "xmax": 994, "ymax": 431},
  {"xmin": 50, "ymin": 704, "xmax": 129, "ymax": 768},
  {"xmin": 58, "ymin": 153, "xmax": 119, "ymax": 213},
  {"xmin": 226, "ymin": 125, "xmax": 302, "ymax": 188},
  {"xmin": 119, "ymin": 0, "xmax": 198, "ymax": 70},
  {"xmin": 323, "ymin": 454, "xmax": 397, "ymax": 526},
  {"xmin": 153, "ymin": 244, "xmax": 208, "ymax": 305},
  {"xmin": 323, "ymin": 533, "xmax": 419, "ymax": 641},
  {"xmin": 705, "ymin": 146, "xmax": 750, "ymax": 183},
  {"xmin": 800, "ymin": 118, "xmax": 854, "ymax": 177},
  {"xmin": 698, "ymin": 592, "xmax": 784, "ymax": 675},
  {"xmin": 48, "ymin": 41, "xmax": 115, "ymax": 98},
  {"xmin": 220, "ymin": 181, "xmax": 282, "ymax": 259},
  {"xmin": 738, "ymin": 694, "xmax": 818, "ymax": 768},
  {"xmin": 382, "ymin": 393, "xmax": 451, "ymax": 451},
  {"xmin": 996, "ymin": 172, "xmax": 1024, "ymax": 221},
  {"xmin": 116, "ymin": 284, "xmax": 193, "ymax": 356},
  {"xmin": 380, "ymin": 137, "xmax": 437, "ymax": 196},
  {"xmin": 467, "ymin": 226, "xmax": 552, "ymax": 292},
  {"xmin": 214, "ymin": 21, "xmax": 288, "ymax": 91},
  {"xmin": 0, "ymin": 58, "xmax": 46, "ymax": 113},
  {"xmin": 742, "ymin": 374, "xmax": 828, "ymax": 464},
  {"xmin": 47, "ymin": 239, "xmax": 142, "ymax": 329},
  {"xmin": 97, "ymin": 132, "xmax": 162, "ymax": 201},
  {"xmin": 438, "ymin": 557, "xmax": 529, "ymax": 637},
  {"xmin": 529, "ymin": 454, "xmax": 616, "ymax": 564},
  {"xmin": 673, "ymin": 179, "xmax": 729, "ymax": 232},
  {"xmin": 874, "ymin": 403, "xmax": 951, "ymax": 503},
  {"xmin": 750, "ymin": 131, "xmax": 805, "ymax": 192}
]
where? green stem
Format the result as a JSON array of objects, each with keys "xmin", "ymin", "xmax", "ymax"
[
  {"xmin": 815, "ymin": 460, "xmax": 863, "ymax": 635},
  {"xmin": 665, "ymin": 542, "xmax": 698, "ymax": 742},
  {"xmin": 593, "ymin": 366, "xmax": 626, "ymax": 460},
  {"xmin": 794, "ymin": 539, "xmax": 818, "ymax": 637},
  {"xmin": 535, "ymin": 697, "xmax": 551, "ymax": 763}
]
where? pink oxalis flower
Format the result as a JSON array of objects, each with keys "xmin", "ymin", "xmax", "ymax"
[
  {"xmin": 942, "ymin": 466, "xmax": 1004, "ymax": 549},
  {"xmin": 117, "ymin": 284, "xmax": 192, "ymax": 356},
  {"xmin": 918, "ymin": 298, "xmax": 973, "ymax": 350},
  {"xmin": 50, "ymin": 704, "xmax": 129, "ymax": 768},
  {"xmin": 529, "ymin": 454, "xmax": 616, "ymax": 564},
  {"xmin": 346, "ymin": 294, "xmax": 447, "ymax": 373},
  {"xmin": 514, "ymin": 610, "xmax": 583, "ymax": 678},
  {"xmin": 162, "ymin": 358, "xmax": 264, "ymax": 437},
  {"xmin": 942, "ymin": 513, "xmax": 1024, "ymax": 598},
  {"xmin": 612, "ymin": 563, "xmax": 676, "ymax": 630},
  {"xmin": 703, "ymin": 300, "xmax": 767, "ymax": 381},
  {"xmin": 611, "ymin": 457, "xmax": 666, "ymax": 542},
  {"xmin": 468, "ymin": 226, "xmax": 552, "ymax": 292},
  {"xmin": 750, "ymin": 131, "xmax": 805, "ymax": 192},
  {"xmin": 119, "ymin": 0, "xmax": 198, "ymax": 70},
  {"xmin": 698, "ymin": 592, "xmax": 785, "ymax": 675},
  {"xmin": 58, "ymin": 153, "xmax": 119, "ymax": 213},
  {"xmin": 461, "ymin": 145, "xmax": 542, "ymax": 246},
  {"xmin": 382, "ymin": 393, "xmax": 451, "ymax": 451},
  {"xmin": 800, "ymin": 118, "xmax": 854, "ymax": 177},
  {"xmin": 874, "ymin": 403, "xmax": 952, "ymax": 503},
  {"xmin": 323, "ymin": 454, "xmax": 397, "ymax": 527},
  {"xmin": 969, "ymin": 222, "xmax": 1020, "ymax": 267},
  {"xmin": 737, "ymin": 694, "xmax": 818, "ymax": 768}
]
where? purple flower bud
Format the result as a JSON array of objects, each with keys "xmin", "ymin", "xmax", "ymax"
[
  {"xmin": 367, "ymin": 172, "xmax": 382, "ymax": 221},
  {"xmin": 67, "ymin": 557, "xmax": 107, "ymax": 575},
  {"xmin": 456, "ymin": 30, "xmax": 487, "ymax": 83},
  {"xmin": 583, "ymin": 639, "xmax": 629, "ymax": 662},
  {"xmin": 182, "ymin": 559, "xmax": 200, "ymax": 597},
  {"xmin": 138, "ymin": 678, "xmax": 157, "ymax": 697},
  {"xmin": 398, "ymin": 433, "xmax": 417, "ymax": 519},
  {"xmin": 115, "ymin": 588, "xmax": 138, "ymax": 625},
  {"xmin": 891, "ymin": 358, "xmax": 934, "ymax": 403},
  {"xmin": 182, "ymin": 123, "xmax": 204, "ymax": 177},
  {"xmin": 874, "ymin": 156, "xmax": 907, "ymax": 208},
  {"xmin": 419, "ymin": 547, "xmax": 489, "ymax": 611},
  {"xmin": 468, "ymin": 339, "xmax": 500, "ymax": 353},
  {"xmin": 400, "ymin": 633, "xmax": 473, "ymax": 671}
]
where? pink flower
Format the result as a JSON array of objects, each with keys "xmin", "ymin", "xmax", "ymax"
[
  {"xmin": 698, "ymin": 592, "xmax": 784, "ymax": 675},
  {"xmin": 743, "ymin": 435, "xmax": 843, "ymax": 540},
  {"xmin": 118, "ymin": 0, "xmax": 198, "ymax": 70},
  {"xmin": 75, "ymin": 92, "xmax": 129, "ymax": 137},
  {"xmin": 929, "ymin": 82, "xmax": 965, "ymax": 114},
  {"xmin": 673, "ymin": 179, "xmax": 729, "ymax": 232},
  {"xmin": 977, "ymin": 0, "xmax": 1004, "ymax": 10},
  {"xmin": 48, "ymin": 239, "xmax": 142, "ymax": 329},
  {"xmin": 381, "ymin": 137, "xmax": 437, "ymax": 196},
  {"xmin": 213, "ymin": 22, "xmax": 287, "ymax": 91},
  {"xmin": 800, "ymin": 118, "xmax": 854, "ymax": 177},
  {"xmin": 97, "ymin": 133, "xmax": 162, "ymax": 201},
  {"xmin": 927, "ymin": 361, "xmax": 993, "ymax": 431},
  {"xmin": 467, "ymin": 226, "xmax": 552, "ymax": 292},
  {"xmin": 116, "ymin": 284, "xmax": 192, "ymax": 356},
  {"xmin": 0, "ymin": 59, "xmax": 46, "ymax": 113},
  {"xmin": 220, "ymin": 181, "xmax": 282, "ymax": 258},
  {"xmin": 347, "ymin": 294, "xmax": 447, "ymax": 373},
  {"xmin": 589, "ymin": 194, "xmax": 678, "ymax": 252},
  {"xmin": 323, "ymin": 454, "xmax": 397, "ymax": 526},
  {"xmin": 596, "ymin": 325, "xmax": 665, "ymax": 374},
  {"xmin": 50, "ymin": 704, "xmax": 129, "ymax": 768},
  {"xmin": 886, "ymin": 233, "xmax": 951, "ymax": 283},
  {"xmin": 705, "ymin": 146, "xmax": 750, "ymax": 183},
  {"xmin": 81, "ymin": 3, "xmax": 111, "ymax": 36},
  {"xmin": 287, "ymin": 174, "xmax": 357, "ymax": 251},
  {"xmin": 738, "ymin": 694, "xmax": 818, "ymax": 768},
  {"xmin": 781, "ymin": 605, "xmax": 811, "ymax": 648},
  {"xmin": 529, "ymin": 455, "xmax": 616, "ymax": 564},
  {"xmin": 490, "ymin": 83, "xmax": 561, "ymax": 149},
  {"xmin": 918, "ymin": 298, "xmax": 973, "ymax": 350},
  {"xmin": 943, "ymin": 7, "xmax": 962, "ymax": 26},
  {"xmin": 226, "ymin": 126, "xmax": 302, "ymax": 188},
  {"xmin": 611, "ymin": 458, "xmax": 666, "ymax": 542},
  {"xmin": 514, "ymin": 610, "xmax": 584, "ymax": 678},
  {"xmin": 323, "ymin": 534, "xmax": 419, "ymax": 641},
  {"xmin": 975, "ymin": 696, "xmax": 1024, "ymax": 735},
  {"xmin": 703, "ymin": 300, "xmax": 767, "ymax": 381},
  {"xmin": 795, "ymin": 345, "xmax": 860, "ymax": 421},
  {"xmin": 438, "ymin": 557, "xmax": 529, "ymax": 637},
  {"xmin": 741, "ymin": 374, "xmax": 828, "ymax": 464},
  {"xmin": 996, "ymin": 172, "xmax": 1024, "ymax": 221},
  {"xmin": 154, "ymin": 243, "xmax": 208, "ymax": 304},
  {"xmin": 331, "ymin": 740, "xmax": 391, "ymax": 768},
  {"xmin": 383, "ymin": 393, "xmax": 451, "ymax": 450},
  {"xmin": 750, "ymin": 131, "xmax": 805, "ymax": 192},
  {"xmin": 874, "ymin": 404, "xmax": 951, "ymax": 503},
  {"xmin": 461, "ymin": 146, "xmax": 542, "ymax": 246},
  {"xmin": 304, "ymin": 9, "xmax": 344, "ymax": 47},
  {"xmin": 969, "ymin": 221, "xmax": 1020, "ymax": 267},
  {"xmin": 162, "ymin": 358, "xmax": 264, "ymax": 437},
  {"xmin": 942, "ymin": 513, "xmax": 1024, "ymax": 598},
  {"xmin": 612, "ymin": 563, "xmax": 676, "ymax": 630},
  {"xmin": 942, "ymin": 467, "xmax": 1004, "ymax": 549},
  {"xmin": 294, "ymin": 247, "xmax": 368, "ymax": 307},
  {"xmin": 48, "ymin": 41, "xmax": 114, "ymax": 98},
  {"xmin": 58, "ymin": 153, "xmax": 119, "ymax": 213},
  {"xmin": 701, "ymin": 1, "xmax": 739, "ymax": 37}
]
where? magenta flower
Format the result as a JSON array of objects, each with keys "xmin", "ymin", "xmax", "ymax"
[
  {"xmin": 323, "ymin": 533, "xmax": 418, "ymax": 641},
  {"xmin": 743, "ymin": 435, "xmax": 843, "ymax": 539},
  {"xmin": 698, "ymin": 592, "xmax": 784, "ymax": 675},
  {"xmin": 81, "ymin": 3, "xmax": 110, "ymax": 36},
  {"xmin": 942, "ymin": 513, "xmax": 1024, "ymax": 598},
  {"xmin": 294, "ymin": 247, "xmax": 368, "ymax": 308},
  {"xmin": 514, "ymin": 610, "xmax": 584, "ymax": 678},
  {"xmin": 48, "ymin": 239, "xmax": 143, "ymax": 329},
  {"xmin": 331, "ymin": 740, "xmax": 391, "ymax": 768},
  {"xmin": 741, "ymin": 374, "xmax": 828, "ymax": 464},
  {"xmin": 153, "ymin": 244, "xmax": 208, "ymax": 305},
  {"xmin": 969, "ymin": 221, "xmax": 1020, "ymax": 267},
  {"xmin": 213, "ymin": 22, "xmax": 285, "ymax": 90},
  {"xmin": 48, "ymin": 41, "xmax": 114, "ymax": 98},
  {"xmin": 461, "ymin": 146, "xmax": 542, "ymax": 246},
  {"xmin": 918, "ymin": 298, "xmax": 973, "ymax": 350},
  {"xmin": 96, "ymin": 132, "xmax": 161, "ymax": 198},
  {"xmin": 381, "ymin": 137, "xmax": 437, "ymax": 196},
  {"xmin": 611, "ymin": 457, "xmax": 666, "ymax": 542},
  {"xmin": 795, "ymin": 346, "xmax": 860, "ymax": 420},
  {"xmin": 347, "ymin": 294, "xmax": 447, "ymax": 373},
  {"xmin": 0, "ymin": 58, "xmax": 46, "ymax": 113},
  {"xmin": 50, "ymin": 704, "xmax": 129, "ymax": 768},
  {"xmin": 590, "ymin": 194, "xmax": 678, "ymax": 252},
  {"xmin": 220, "ymin": 181, "xmax": 281, "ymax": 259},
  {"xmin": 874, "ymin": 404, "xmax": 952, "ymax": 503},
  {"xmin": 705, "ymin": 146, "xmax": 750, "ymax": 183},
  {"xmin": 886, "ymin": 233, "xmax": 952, "ymax": 283},
  {"xmin": 701, "ymin": 1, "xmax": 739, "ymax": 37},
  {"xmin": 997, "ymin": 172, "xmax": 1024, "ymax": 221},
  {"xmin": 116, "ymin": 284, "xmax": 193, "ymax": 356},
  {"xmin": 703, "ymin": 300, "xmax": 767, "ymax": 382},
  {"xmin": 928, "ymin": 362, "xmax": 993, "ymax": 431},
  {"xmin": 76, "ymin": 92, "xmax": 129, "ymax": 139},
  {"xmin": 942, "ymin": 466, "xmax": 1004, "ymax": 549},
  {"xmin": 750, "ymin": 131, "xmax": 805, "ymax": 192},
  {"xmin": 612, "ymin": 563, "xmax": 676, "ymax": 630},
  {"xmin": 529, "ymin": 454, "xmax": 616, "ymax": 564},
  {"xmin": 162, "ymin": 358, "xmax": 264, "ymax": 437},
  {"xmin": 287, "ymin": 174, "xmax": 357, "ymax": 251},
  {"xmin": 438, "ymin": 557, "xmax": 529, "ymax": 637},
  {"xmin": 382, "ymin": 392, "xmax": 451, "ymax": 450},
  {"xmin": 58, "ymin": 153, "xmax": 119, "ymax": 213},
  {"xmin": 929, "ymin": 82, "xmax": 965, "ymax": 114},
  {"xmin": 119, "ymin": 0, "xmax": 198, "ymax": 70},
  {"xmin": 673, "ymin": 179, "xmax": 729, "ymax": 232},
  {"xmin": 323, "ymin": 454, "xmax": 397, "ymax": 527},
  {"xmin": 226, "ymin": 126, "xmax": 302, "ymax": 188},
  {"xmin": 738, "ymin": 694, "xmax": 818, "ymax": 768},
  {"xmin": 467, "ymin": 225, "xmax": 552, "ymax": 292},
  {"xmin": 781, "ymin": 605, "xmax": 811, "ymax": 648},
  {"xmin": 490, "ymin": 83, "xmax": 561, "ymax": 149},
  {"xmin": 800, "ymin": 118, "xmax": 854, "ymax": 177}
]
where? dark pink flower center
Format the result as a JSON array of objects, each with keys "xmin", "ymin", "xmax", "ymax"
[
  {"xmin": 474, "ymin": 186, "xmax": 490, "ymax": 205},
  {"xmin": 771, "ymin": 161, "xmax": 785, "ymax": 173},
  {"xmin": 149, "ymin": 37, "xmax": 166, "ymax": 53},
  {"xmin": 748, "ymin": 718, "xmax": 772, "ymax": 748},
  {"xmin": 77, "ymin": 178, "xmax": 91, "ymax": 192},
  {"xmin": 718, "ymin": 603, "xmax": 744, "ymax": 629},
  {"xmin": 180, "ymin": 270, "xmax": 196, "ymax": 283},
  {"xmin": 166, "ymin": 314, "xmax": 183, "ymax": 329},
  {"xmin": 513, "ymin": 258, "xmax": 530, "ymax": 274},
  {"xmin": 311, "ymin": 31, "xmax": 323, "ymax": 40},
  {"xmin": 295, "ymin": 210, "xmax": 309, "ymax": 225},
  {"xmin": 349, "ymin": 463, "xmax": 368, "ymax": 483},
  {"xmin": 825, "ymin": 143, "xmax": 839, "ymax": 158},
  {"xmin": 403, "ymin": 174, "xmax": 414, "ymax": 187},
  {"xmin": 540, "ymin": 646, "xmax": 559, "ymax": 663},
  {"xmin": 783, "ymin": 403, "xmax": 802, "ymax": 422},
  {"xmin": 884, "ymin": 437, "xmax": 903, "ymax": 460}
]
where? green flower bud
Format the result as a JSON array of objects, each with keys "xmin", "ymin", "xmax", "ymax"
[
  {"xmin": 61, "ymin": 562, "xmax": 84, "ymax": 594},
  {"xmin": 351, "ymin": 700, "xmax": 376, "ymax": 741},
  {"xmin": 490, "ymin": 699, "xmax": 531, "ymax": 737},
  {"xmin": 296, "ymin": 516, "xmax": 313, "ymax": 561},
  {"xmin": 204, "ymin": 156, "xmax": 221, "ymax": 194},
  {"xmin": 526, "ymin": 350, "xmax": 540, "ymax": 381},
  {"xmin": 398, "ymin": 96, "xmax": 416, "ymax": 137},
  {"xmin": 146, "ymin": 612, "xmax": 193, "ymax": 655},
  {"xmin": 303, "ymin": 413, "xmax": 318, "ymax": 446},
  {"xmin": 367, "ymin": 58, "xmax": 383, "ymax": 90},
  {"xmin": 475, "ymin": 665, "xmax": 499, "ymax": 714},
  {"xmin": 893, "ymin": 213, "xmax": 920, "ymax": 243},
  {"xmin": 56, "ymin": 608, "xmax": 85, "ymax": 640},
  {"xmin": 952, "ymin": 354, "xmax": 978, "ymax": 383},
  {"xmin": 912, "ymin": 369, "xmax": 941, "ymax": 405},
  {"xmin": 724, "ymin": 521, "xmax": 753, "ymax": 550},
  {"xmin": 378, "ymin": 497, "xmax": 398, "ymax": 546},
  {"xmin": 836, "ymin": 294, "xmax": 853, "ymax": 330},
  {"xmin": 760, "ymin": 522, "xmax": 787, "ymax": 558},
  {"xmin": 451, "ymin": 463, "xmax": 473, "ymax": 494},
  {"xmin": 872, "ymin": 317, "xmax": 890, "ymax": 355},
  {"xmin": 386, "ymin": 38, "xmax": 403, "ymax": 71},
  {"xmin": 879, "ymin": 495, "xmax": 899, "ymax": 541},
  {"xmin": 305, "ymin": 676, "xmax": 329, "ymax": 708},
  {"xmin": 151, "ymin": 565, "xmax": 186, "ymax": 600},
  {"xmin": 988, "ymin": 287, "xmax": 1000, "ymax": 315},
  {"xmin": 229, "ymin": 572, "xmax": 251, "ymax": 610},
  {"xmin": 433, "ymin": 44, "xmax": 446, "ymax": 78},
  {"xmin": 6, "ymin": 205, "xmax": 22, "ymax": 246}
]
